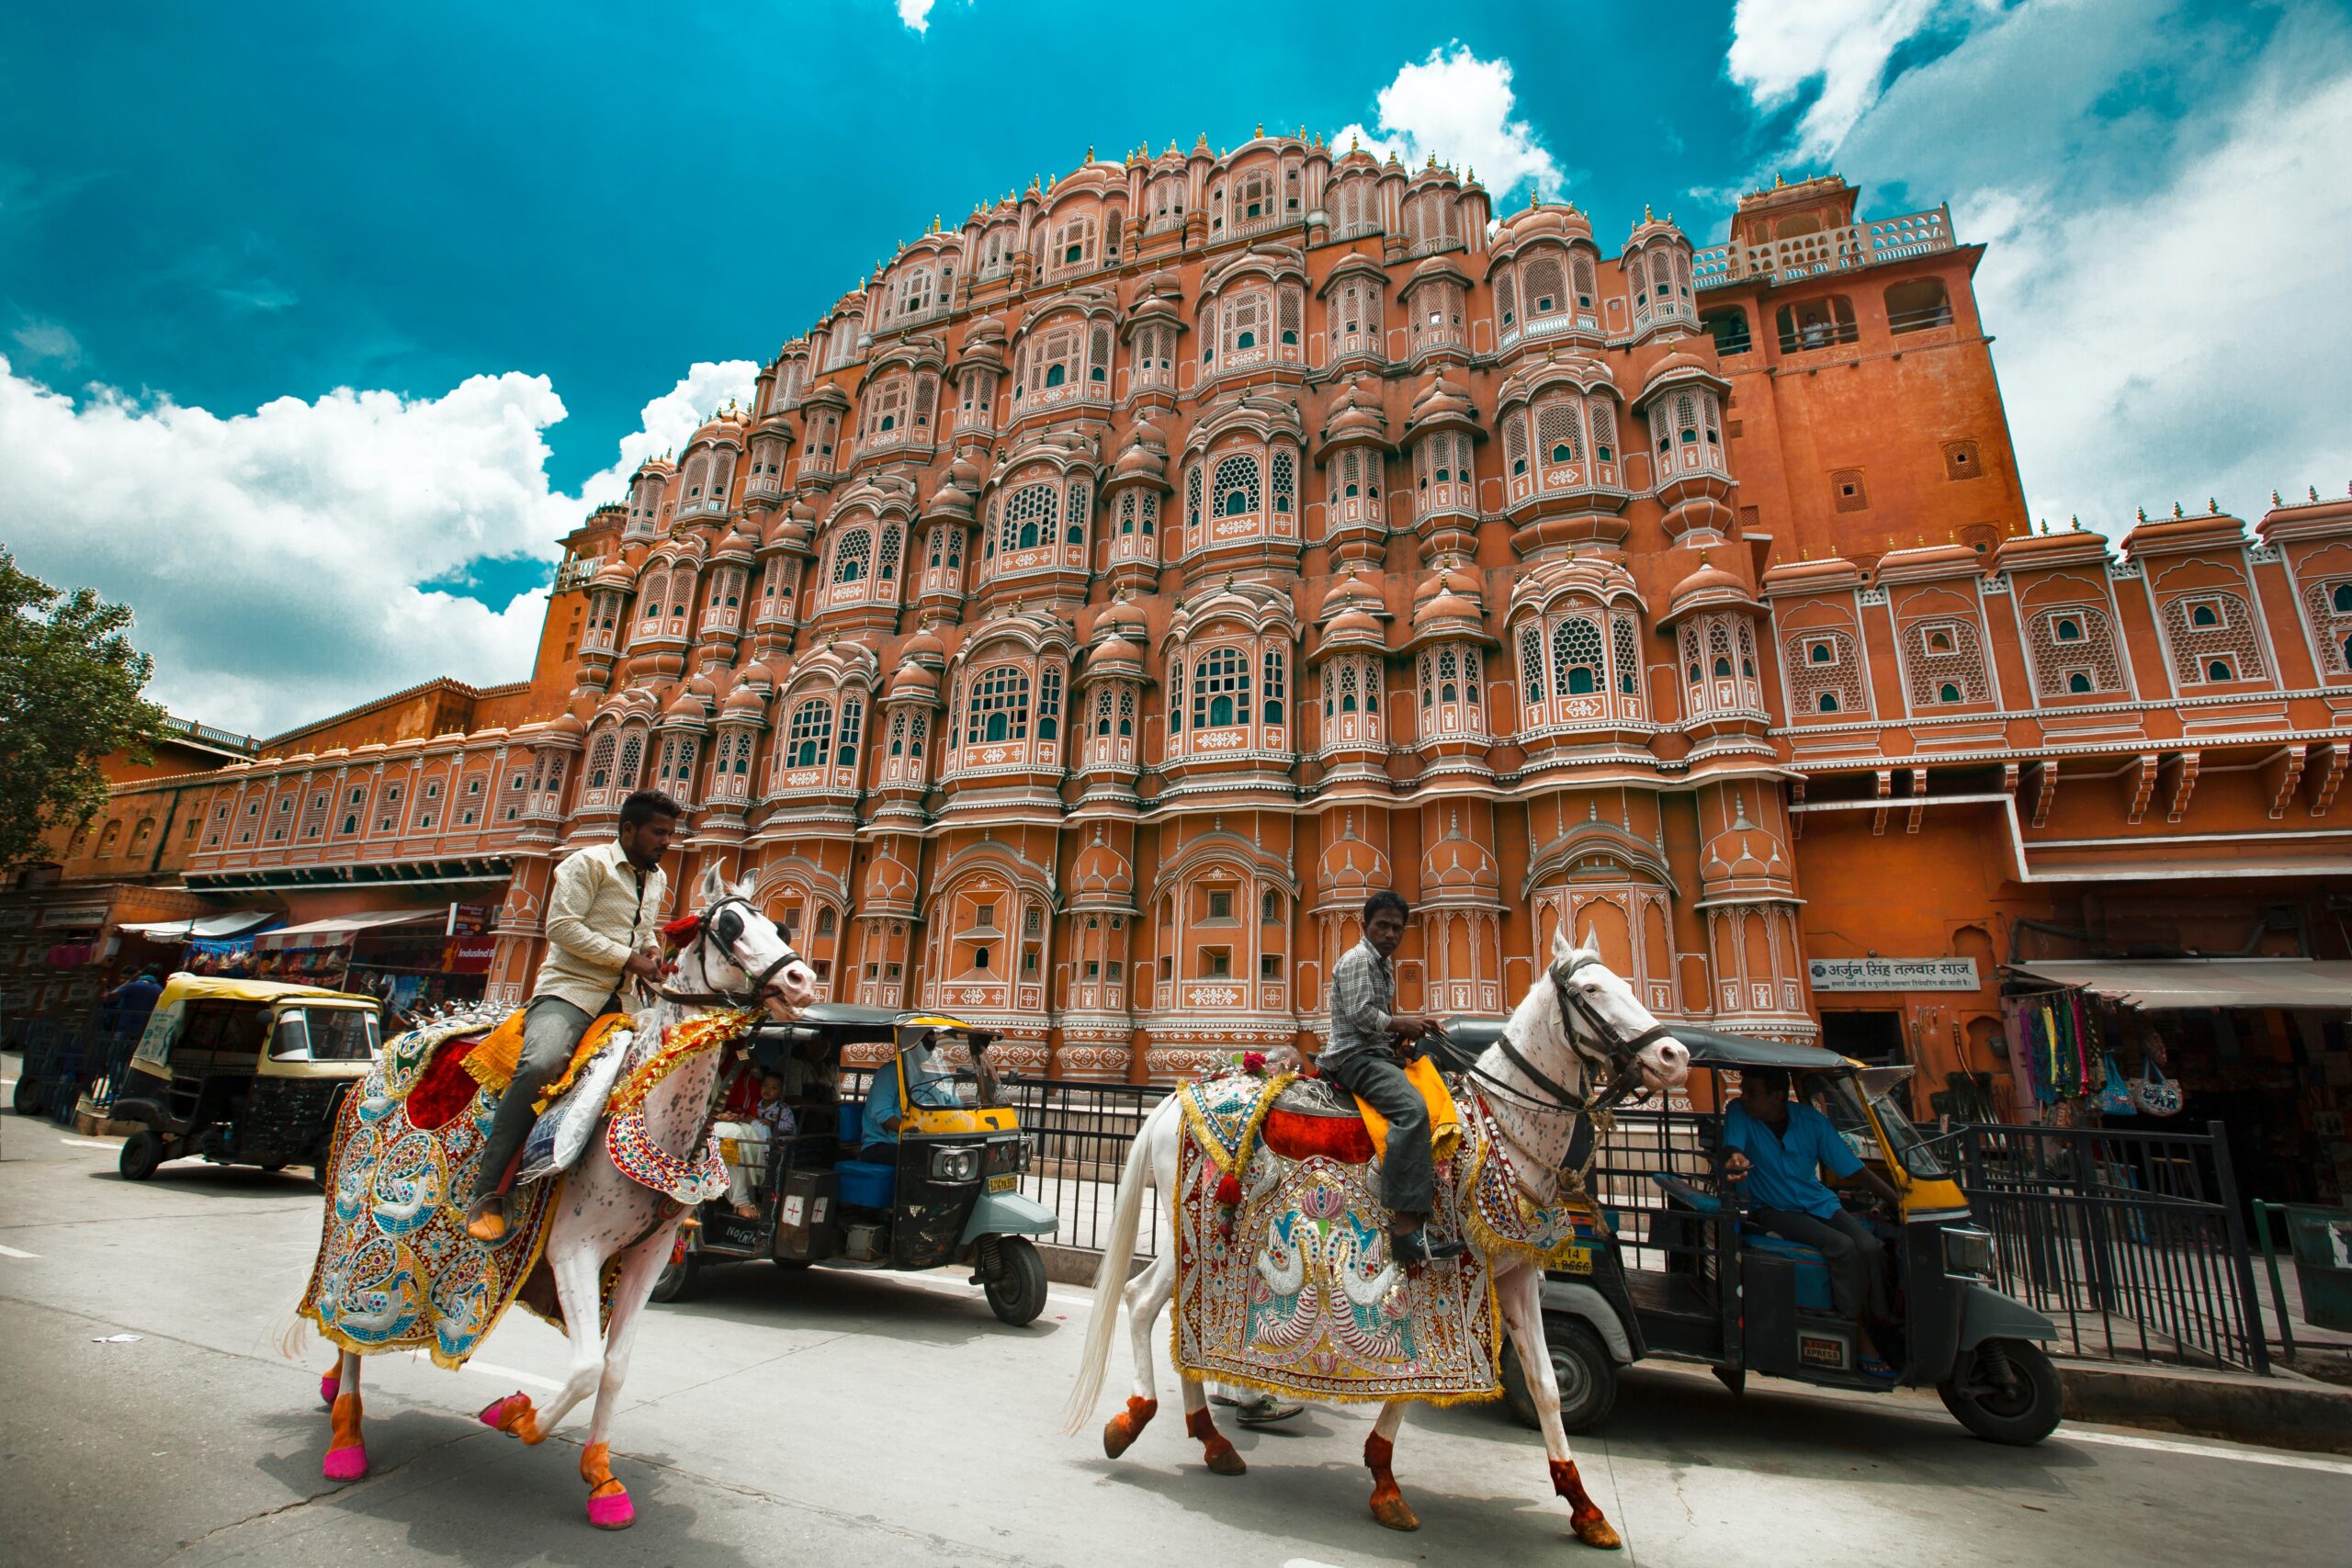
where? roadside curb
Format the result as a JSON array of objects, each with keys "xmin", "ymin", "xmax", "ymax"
[
  {"xmin": 1039, "ymin": 1242, "xmax": 1145, "ymax": 1289},
  {"xmin": 2059, "ymin": 1359, "xmax": 2352, "ymax": 1455}
]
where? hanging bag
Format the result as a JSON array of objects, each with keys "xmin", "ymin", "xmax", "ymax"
[
  {"xmin": 2097, "ymin": 1053, "xmax": 2136, "ymax": 1115},
  {"xmin": 2129, "ymin": 1057, "xmax": 2183, "ymax": 1117}
]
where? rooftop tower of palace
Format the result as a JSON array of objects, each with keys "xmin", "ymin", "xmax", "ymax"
[{"xmin": 31, "ymin": 134, "xmax": 2352, "ymax": 1111}]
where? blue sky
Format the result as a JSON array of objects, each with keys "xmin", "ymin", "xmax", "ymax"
[{"xmin": 2, "ymin": 0, "xmax": 2346, "ymax": 733}]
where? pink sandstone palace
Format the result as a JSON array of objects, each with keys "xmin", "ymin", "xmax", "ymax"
[{"xmin": 17, "ymin": 132, "xmax": 2352, "ymax": 1183}]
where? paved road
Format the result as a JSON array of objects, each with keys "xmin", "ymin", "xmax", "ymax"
[{"xmin": 3, "ymin": 1100, "xmax": 2346, "ymax": 1568}]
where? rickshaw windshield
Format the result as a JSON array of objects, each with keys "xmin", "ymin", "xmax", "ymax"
[
  {"xmin": 895, "ymin": 1030, "xmax": 975, "ymax": 1109},
  {"xmin": 270, "ymin": 1007, "xmax": 379, "ymax": 1062},
  {"xmin": 1810, "ymin": 1074, "xmax": 1884, "ymax": 1167},
  {"xmin": 1866, "ymin": 1087, "xmax": 1951, "ymax": 1179}
]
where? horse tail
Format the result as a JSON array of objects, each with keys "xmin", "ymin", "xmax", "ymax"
[
  {"xmin": 272, "ymin": 1308, "xmax": 312, "ymax": 1364},
  {"xmin": 1060, "ymin": 1094, "xmax": 1170, "ymax": 1437}
]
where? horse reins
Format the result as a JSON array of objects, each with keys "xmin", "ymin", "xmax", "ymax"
[{"xmin": 651, "ymin": 896, "xmax": 804, "ymax": 1009}]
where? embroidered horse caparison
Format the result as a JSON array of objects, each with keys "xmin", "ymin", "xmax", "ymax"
[
  {"xmin": 1063, "ymin": 928, "xmax": 1691, "ymax": 1550},
  {"xmin": 289, "ymin": 867, "xmax": 817, "ymax": 1529}
]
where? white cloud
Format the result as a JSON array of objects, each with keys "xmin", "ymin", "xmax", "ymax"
[
  {"xmin": 1727, "ymin": 0, "xmax": 1952, "ymax": 160},
  {"xmin": 1332, "ymin": 44, "xmax": 1565, "ymax": 199},
  {"xmin": 0, "ymin": 356, "xmax": 755, "ymax": 737},
  {"xmin": 1960, "ymin": 58, "xmax": 2352, "ymax": 531},
  {"xmin": 9, "ymin": 318, "xmax": 81, "ymax": 367},
  {"xmin": 897, "ymin": 0, "xmax": 935, "ymax": 33}
]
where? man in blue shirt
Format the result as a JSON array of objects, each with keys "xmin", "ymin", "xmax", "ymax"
[
  {"xmin": 858, "ymin": 1032, "xmax": 962, "ymax": 1165},
  {"xmin": 1722, "ymin": 1066, "xmax": 1904, "ymax": 1374}
]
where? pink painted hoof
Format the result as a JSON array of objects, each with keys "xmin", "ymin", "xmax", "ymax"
[
  {"xmin": 322, "ymin": 1444, "xmax": 368, "ymax": 1483},
  {"xmin": 585, "ymin": 1488, "xmax": 634, "ymax": 1529},
  {"xmin": 320, "ymin": 1371, "xmax": 340, "ymax": 1408}
]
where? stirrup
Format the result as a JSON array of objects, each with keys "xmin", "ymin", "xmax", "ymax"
[
  {"xmin": 1391, "ymin": 1227, "xmax": 1465, "ymax": 1265},
  {"xmin": 464, "ymin": 1195, "xmax": 509, "ymax": 1243}
]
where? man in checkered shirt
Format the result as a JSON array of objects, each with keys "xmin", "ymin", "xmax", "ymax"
[{"xmin": 1322, "ymin": 889, "xmax": 1465, "ymax": 1265}]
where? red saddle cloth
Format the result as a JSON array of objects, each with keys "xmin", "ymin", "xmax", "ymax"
[
  {"xmin": 406, "ymin": 1033, "xmax": 491, "ymax": 1132},
  {"xmin": 1260, "ymin": 1106, "xmax": 1377, "ymax": 1165}
]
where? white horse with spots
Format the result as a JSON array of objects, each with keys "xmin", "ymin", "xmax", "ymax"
[
  {"xmin": 1064, "ymin": 929, "xmax": 1690, "ymax": 1549},
  {"xmin": 299, "ymin": 868, "xmax": 817, "ymax": 1527}
]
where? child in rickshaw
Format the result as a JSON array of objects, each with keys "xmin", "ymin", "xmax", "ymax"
[{"xmin": 715, "ymin": 1074, "xmax": 794, "ymax": 1219}]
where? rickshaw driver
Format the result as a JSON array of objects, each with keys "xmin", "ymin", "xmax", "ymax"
[
  {"xmin": 1722, "ymin": 1066, "xmax": 1905, "ymax": 1377},
  {"xmin": 856, "ymin": 1030, "xmax": 962, "ymax": 1165},
  {"xmin": 464, "ymin": 790, "xmax": 678, "ymax": 1242}
]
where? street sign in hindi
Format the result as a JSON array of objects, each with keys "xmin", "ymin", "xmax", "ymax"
[{"xmin": 1808, "ymin": 956, "xmax": 1980, "ymax": 992}]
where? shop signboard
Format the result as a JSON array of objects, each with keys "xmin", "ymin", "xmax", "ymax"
[
  {"xmin": 1808, "ymin": 956, "xmax": 1979, "ymax": 992},
  {"xmin": 448, "ymin": 903, "xmax": 491, "ymax": 935},
  {"xmin": 442, "ymin": 936, "xmax": 498, "ymax": 974}
]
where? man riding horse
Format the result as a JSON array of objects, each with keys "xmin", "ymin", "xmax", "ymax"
[
  {"xmin": 1323, "ymin": 889, "xmax": 1466, "ymax": 1266},
  {"xmin": 466, "ymin": 788, "xmax": 679, "ymax": 1243}
]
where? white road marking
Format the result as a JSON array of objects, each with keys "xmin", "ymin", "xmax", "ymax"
[
  {"xmin": 0, "ymin": 1243, "xmax": 39, "ymax": 1258},
  {"xmin": 1283, "ymin": 1560, "xmax": 1350, "ymax": 1568},
  {"xmin": 2061, "ymin": 1427, "xmax": 2352, "ymax": 1476},
  {"xmin": 58, "ymin": 1138, "xmax": 119, "ymax": 1150}
]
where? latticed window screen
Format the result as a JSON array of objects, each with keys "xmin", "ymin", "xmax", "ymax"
[
  {"xmin": 1524, "ymin": 255, "xmax": 1566, "ymax": 313},
  {"xmin": 875, "ymin": 528, "xmax": 901, "ymax": 582},
  {"xmin": 1271, "ymin": 449, "xmax": 1295, "ymax": 513},
  {"xmin": 2027, "ymin": 604, "xmax": 2124, "ymax": 695},
  {"xmin": 1495, "ymin": 272, "xmax": 1518, "ymax": 326},
  {"xmin": 2300, "ymin": 580, "xmax": 2352, "ymax": 675},
  {"xmin": 616, "ymin": 733, "xmax": 645, "ymax": 791},
  {"xmin": 1065, "ymin": 483, "xmax": 1090, "ymax": 543},
  {"xmin": 1590, "ymin": 400, "xmax": 1619, "ymax": 462},
  {"xmin": 1186, "ymin": 466, "xmax": 1203, "ymax": 526},
  {"xmin": 1002, "ymin": 483, "xmax": 1057, "ymax": 550},
  {"xmin": 1277, "ymin": 288, "xmax": 1302, "ymax": 346},
  {"xmin": 1902, "ymin": 619, "xmax": 1989, "ymax": 705},
  {"xmin": 964, "ymin": 665, "xmax": 1032, "ymax": 746},
  {"xmin": 2161, "ymin": 592, "xmax": 2267, "ymax": 683},
  {"xmin": 1192, "ymin": 647, "xmax": 1251, "ymax": 728},
  {"xmin": 786, "ymin": 701, "xmax": 833, "ymax": 768},
  {"xmin": 1503, "ymin": 412, "xmax": 1530, "ymax": 476},
  {"xmin": 1037, "ymin": 667, "xmax": 1062, "ymax": 739},
  {"xmin": 1088, "ymin": 327, "xmax": 1111, "ymax": 383},
  {"xmin": 1262, "ymin": 647, "xmax": 1286, "ymax": 725},
  {"xmin": 1784, "ymin": 631, "xmax": 1868, "ymax": 715},
  {"xmin": 1213, "ymin": 454, "xmax": 1261, "ymax": 516},
  {"xmin": 1552, "ymin": 616, "xmax": 1604, "ymax": 696},
  {"xmin": 1092, "ymin": 689, "xmax": 1115, "ymax": 737},
  {"xmin": 836, "ymin": 699, "xmax": 863, "ymax": 767},
  {"xmin": 1611, "ymin": 615, "xmax": 1644, "ymax": 705},
  {"xmin": 639, "ymin": 571, "xmax": 667, "ymax": 622},
  {"xmin": 1520, "ymin": 625, "xmax": 1546, "ymax": 705},
  {"xmin": 1221, "ymin": 290, "xmax": 1267, "ymax": 355},
  {"xmin": 832, "ymin": 529, "xmax": 871, "ymax": 584},
  {"xmin": 1538, "ymin": 400, "xmax": 1585, "ymax": 465},
  {"xmin": 586, "ymin": 734, "xmax": 616, "ymax": 789},
  {"xmin": 1117, "ymin": 687, "xmax": 1135, "ymax": 735}
]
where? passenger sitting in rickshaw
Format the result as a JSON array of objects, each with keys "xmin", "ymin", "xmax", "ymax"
[
  {"xmin": 856, "ymin": 1031, "xmax": 960, "ymax": 1165},
  {"xmin": 713, "ymin": 1074, "xmax": 794, "ymax": 1219},
  {"xmin": 1721, "ymin": 1066, "xmax": 1905, "ymax": 1379}
]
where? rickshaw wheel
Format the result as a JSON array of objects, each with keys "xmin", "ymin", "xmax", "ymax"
[
  {"xmin": 983, "ymin": 1235, "xmax": 1047, "ymax": 1326},
  {"xmin": 12, "ymin": 1076, "xmax": 46, "ymax": 1118},
  {"xmin": 119, "ymin": 1131, "xmax": 164, "ymax": 1182},
  {"xmin": 1501, "ymin": 1318, "xmax": 1618, "ymax": 1433},
  {"xmin": 1939, "ymin": 1338, "xmax": 2062, "ymax": 1445},
  {"xmin": 650, "ymin": 1253, "xmax": 699, "ymax": 1304}
]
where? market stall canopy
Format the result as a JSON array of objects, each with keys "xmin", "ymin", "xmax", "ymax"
[
  {"xmin": 254, "ymin": 910, "xmax": 442, "ymax": 950},
  {"xmin": 2010, "ymin": 958, "xmax": 2352, "ymax": 1010},
  {"xmin": 117, "ymin": 911, "xmax": 280, "ymax": 941}
]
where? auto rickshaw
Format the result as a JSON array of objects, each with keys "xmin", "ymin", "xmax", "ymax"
[
  {"xmin": 1482, "ymin": 1027, "xmax": 2064, "ymax": 1445},
  {"xmin": 108, "ymin": 974, "xmax": 381, "ymax": 1181},
  {"xmin": 651, "ymin": 1004, "xmax": 1057, "ymax": 1325}
]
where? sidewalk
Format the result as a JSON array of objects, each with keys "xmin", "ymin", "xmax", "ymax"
[{"xmin": 2059, "ymin": 1357, "xmax": 2352, "ymax": 1455}]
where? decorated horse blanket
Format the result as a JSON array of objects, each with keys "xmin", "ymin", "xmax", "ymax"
[{"xmin": 1169, "ymin": 1067, "xmax": 1592, "ymax": 1405}]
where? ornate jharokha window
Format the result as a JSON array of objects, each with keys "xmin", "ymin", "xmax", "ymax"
[
  {"xmin": 1327, "ymin": 277, "xmax": 1385, "ymax": 362},
  {"xmin": 1327, "ymin": 448, "xmax": 1383, "ymax": 527},
  {"xmin": 1901, "ymin": 618, "xmax": 1989, "ymax": 706},
  {"xmin": 2026, "ymin": 604, "xmax": 2125, "ymax": 697},
  {"xmin": 2161, "ymin": 590, "xmax": 2267, "ymax": 686},
  {"xmin": 880, "ymin": 709, "xmax": 930, "ymax": 785},
  {"xmin": 1418, "ymin": 646, "xmax": 1487, "ymax": 739},
  {"xmin": 652, "ymin": 736, "xmax": 698, "ymax": 804},
  {"xmin": 1646, "ymin": 388, "xmax": 1725, "ymax": 479},
  {"xmin": 1517, "ymin": 607, "xmax": 1645, "ymax": 728},
  {"xmin": 784, "ymin": 699, "xmax": 832, "ymax": 769},
  {"xmin": 1679, "ymin": 615, "xmax": 1765, "ymax": 717},
  {"xmin": 1319, "ymin": 656, "xmax": 1384, "ymax": 750},
  {"xmin": 1413, "ymin": 432, "xmax": 1476, "ymax": 513},
  {"xmin": 1129, "ymin": 322, "xmax": 1176, "ymax": 389},
  {"xmin": 1190, "ymin": 647, "xmax": 1250, "ymax": 730},
  {"xmin": 1084, "ymin": 684, "xmax": 1139, "ymax": 767},
  {"xmin": 1783, "ymin": 629, "xmax": 1870, "ymax": 717},
  {"xmin": 958, "ymin": 663, "xmax": 1032, "ymax": 752}
]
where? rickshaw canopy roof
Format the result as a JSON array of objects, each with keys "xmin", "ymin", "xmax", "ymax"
[
  {"xmin": 747, "ymin": 1003, "xmax": 979, "ymax": 1050},
  {"xmin": 156, "ymin": 973, "xmax": 378, "ymax": 1010},
  {"xmin": 1436, "ymin": 1016, "xmax": 1849, "ymax": 1073}
]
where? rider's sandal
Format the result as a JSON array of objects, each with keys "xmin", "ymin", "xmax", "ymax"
[
  {"xmin": 1390, "ymin": 1228, "xmax": 1468, "ymax": 1266},
  {"xmin": 463, "ymin": 1195, "xmax": 508, "ymax": 1244},
  {"xmin": 1236, "ymin": 1397, "xmax": 1305, "ymax": 1427}
]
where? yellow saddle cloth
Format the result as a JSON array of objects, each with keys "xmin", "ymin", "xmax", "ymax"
[
  {"xmin": 1351, "ymin": 1054, "xmax": 1464, "ymax": 1165},
  {"xmin": 458, "ymin": 1009, "xmax": 633, "ymax": 1111}
]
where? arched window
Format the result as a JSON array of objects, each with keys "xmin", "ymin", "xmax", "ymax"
[
  {"xmin": 876, "ymin": 526, "xmax": 902, "ymax": 583},
  {"xmin": 2068, "ymin": 671, "xmax": 2093, "ymax": 694},
  {"xmin": 2054, "ymin": 616, "xmax": 2083, "ymax": 641},
  {"xmin": 586, "ymin": 733, "xmax": 616, "ymax": 790},
  {"xmin": 964, "ymin": 665, "xmax": 1032, "ymax": 747},
  {"xmin": 1262, "ymin": 647, "xmax": 1285, "ymax": 726},
  {"xmin": 1213, "ymin": 453, "xmax": 1261, "ymax": 517},
  {"xmin": 1819, "ymin": 693, "xmax": 1839, "ymax": 712},
  {"xmin": 1552, "ymin": 616, "xmax": 1603, "ymax": 696},
  {"xmin": 2190, "ymin": 603, "xmax": 2219, "ymax": 628},
  {"xmin": 787, "ymin": 700, "xmax": 833, "ymax": 768},
  {"xmin": 2335, "ymin": 583, "xmax": 2352, "ymax": 613},
  {"xmin": 836, "ymin": 698, "xmax": 864, "ymax": 768},
  {"xmin": 1192, "ymin": 648, "xmax": 1250, "ymax": 729},
  {"xmin": 2207, "ymin": 659, "xmax": 2233, "ymax": 682},
  {"xmin": 1064, "ymin": 483, "xmax": 1089, "ymax": 546},
  {"xmin": 1037, "ymin": 666, "xmax": 1062, "ymax": 740},
  {"xmin": 1939, "ymin": 682, "xmax": 1962, "ymax": 703},
  {"xmin": 1002, "ymin": 483, "xmax": 1057, "ymax": 552},
  {"xmin": 832, "ymin": 529, "xmax": 871, "ymax": 584}
]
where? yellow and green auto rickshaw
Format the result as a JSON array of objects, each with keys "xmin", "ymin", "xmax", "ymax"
[
  {"xmin": 108, "ymin": 974, "xmax": 381, "ymax": 1181},
  {"xmin": 653, "ymin": 1004, "xmax": 1055, "ymax": 1324}
]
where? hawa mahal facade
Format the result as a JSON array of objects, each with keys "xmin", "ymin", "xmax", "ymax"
[{"xmin": 29, "ymin": 132, "xmax": 2352, "ymax": 1100}]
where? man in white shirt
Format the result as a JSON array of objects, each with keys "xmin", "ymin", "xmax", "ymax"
[{"xmin": 465, "ymin": 790, "xmax": 677, "ymax": 1242}]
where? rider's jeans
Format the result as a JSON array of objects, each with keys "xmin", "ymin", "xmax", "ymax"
[
  {"xmin": 469, "ymin": 996, "xmax": 598, "ymax": 1203},
  {"xmin": 1324, "ymin": 1050, "xmax": 1434, "ymax": 1219},
  {"xmin": 1753, "ymin": 1205, "xmax": 1889, "ymax": 1321}
]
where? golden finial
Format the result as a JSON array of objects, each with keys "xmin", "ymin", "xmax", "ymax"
[
  {"xmin": 2172, "ymin": 501, "xmax": 2184, "ymax": 519},
  {"xmin": 1351, "ymin": 132, "xmax": 1360, "ymax": 152},
  {"xmin": 2208, "ymin": 497, "xmax": 2218, "ymax": 513},
  {"xmin": 1086, "ymin": 143, "xmax": 1094, "ymax": 161},
  {"xmin": 2036, "ymin": 517, "xmax": 2049, "ymax": 536},
  {"xmin": 2272, "ymin": 489, "xmax": 2283, "ymax": 506},
  {"xmin": 1645, "ymin": 202, "xmax": 1655, "ymax": 222},
  {"xmin": 2072, "ymin": 513, "xmax": 2083, "ymax": 531},
  {"xmin": 1774, "ymin": 172, "xmax": 1785, "ymax": 188},
  {"xmin": 2313, "ymin": 485, "xmax": 2324, "ymax": 502},
  {"xmin": 2135, "ymin": 505, "xmax": 2148, "ymax": 523}
]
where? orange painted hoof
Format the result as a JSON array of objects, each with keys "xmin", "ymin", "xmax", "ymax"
[
  {"xmin": 582, "ymin": 1442, "xmax": 633, "ymax": 1529},
  {"xmin": 1370, "ymin": 1491, "xmax": 1419, "ymax": 1531},
  {"xmin": 1185, "ymin": 1407, "xmax": 1246, "ymax": 1475},
  {"xmin": 1365, "ymin": 1433, "xmax": 1417, "ymax": 1530},
  {"xmin": 1102, "ymin": 1395, "xmax": 1158, "ymax": 1460},
  {"xmin": 1552, "ymin": 1459, "xmax": 1622, "ymax": 1551},
  {"xmin": 480, "ymin": 1391, "xmax": 541, "ymax": 1444}
]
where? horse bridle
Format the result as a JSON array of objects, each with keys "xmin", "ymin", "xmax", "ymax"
[
  {"xmin": 651, "ymin": 896, "xmax": 805, "ymax": 1010},
  {"xmin": 1464, "ymin": 952, "xmax": 1676, "ymax": 1118}
]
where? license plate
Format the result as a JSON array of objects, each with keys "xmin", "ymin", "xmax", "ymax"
[
  {"xmin": 1557, "ymin": 1244, "xmax": 1593, "ymax": 1274},
  {"xmin": 988, "ymin": 1174, "xmax": 1016, "ymax": 1193}
]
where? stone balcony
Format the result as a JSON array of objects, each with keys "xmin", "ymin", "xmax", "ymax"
[{"xmin": 1693, "ymin": 206, "xmax": 1953, "ymax": 291}]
